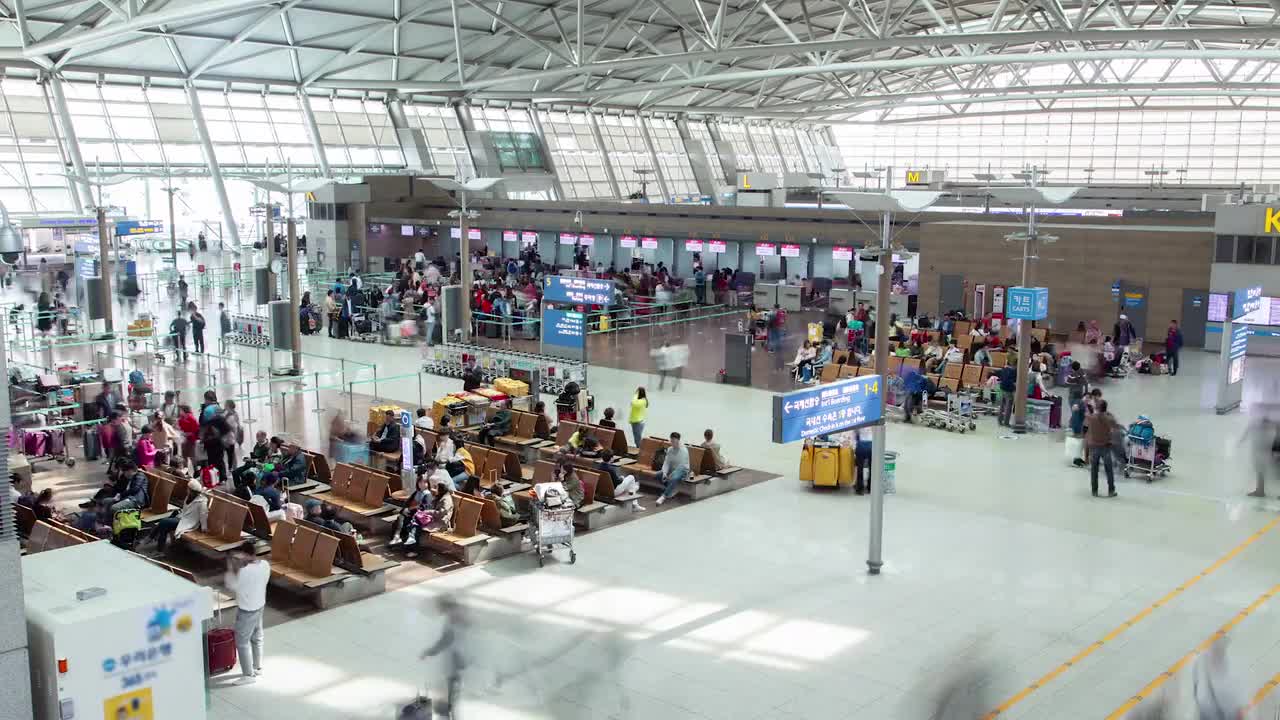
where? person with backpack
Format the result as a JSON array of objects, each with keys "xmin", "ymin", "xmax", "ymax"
[
  {"xmin": 767, "ymin": 304, "xmax": 784, "ymax": 352},
  {"xmin": 189, "ymin": 304, "xmax": 206, "ymax": 355}
]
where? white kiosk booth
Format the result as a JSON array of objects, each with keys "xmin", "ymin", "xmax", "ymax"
[{"xmin": 24, "ymin": 543, "xmax": 213, "ymax": 720}]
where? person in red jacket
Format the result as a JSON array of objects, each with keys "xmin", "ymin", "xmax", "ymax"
[{"xmin": 177, "ymin": 405, "xmax": 200, "ymax": 471}]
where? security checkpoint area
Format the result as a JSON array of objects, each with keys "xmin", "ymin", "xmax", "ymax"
[{"xmin": 6, "ymin": 1, "xmax": 1280, "ymax": 719}]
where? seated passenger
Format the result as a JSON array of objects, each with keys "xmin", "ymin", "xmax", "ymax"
[
  {"xmin": 477, "ymin": 408, "xmax": 512, "ymax": 447},
  {"xmin": 19, "ymin": 488, "xmax": 60, "ymax": 522},
  {"xmin": 596, "ymin": 449, "xmax": 643, "ymax": 512},
  {"xmin": 413, "ymin": 407, "xmax": 434, "ymax": 431},
  {"xmin": 369, "ymin": 409, "xmax": 401, "ymax": 453},
  {"xmin": 556, "ymin": 462, "xmax": 584, "ymax": 507},
  {"xmin": 702, "ymin": 429, "xmax": 728, "ymax": 471},
  {"xmin": 446, "ymin": 437, "xmax": 475, "ymax": 488},
  {"xmin": 389, "ymin": 481, "xmax": 453, "ymax": 549},
  {"xmin": 940, "ymin": 341, "xmax": 965, "ymax": 374},
  {"xmin": 109, "ymin": 460, "xmax": 148, "ymax": 512},
  {"xmin": 388, "ymin": 474, "xmax": 434, "ymax": 546},
  {"xmin": 278, "ymin": 445, "xmax": 308, "ymax": 488},
  {"xmin": 923, "ymin": 340, "xmax": 946, "ymax": 372},
  {"xmin": 149, "ymin": 479, "xmax": 208, "ymax": 553},
  {"xmin": 654, "ymin": 432, "xmax": 690, "ymax": 506},
  {"xmin": 598, "ymin": 407, "xmax": 617, "ymax": 428}
]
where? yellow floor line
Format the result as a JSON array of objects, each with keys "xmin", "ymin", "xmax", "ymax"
[
  {"xmin": 982, "ymin": 515, "xmax": 1280, "ymax": 719},
  {"xmin": 1248, "ymin": 671, "xmax": 1280, "ymax": 710},
  {"xmin": 1105, "ymin": 583, "xmax": 1280, "ymax": 719}
]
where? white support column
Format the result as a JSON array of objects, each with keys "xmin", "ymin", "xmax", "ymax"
[
  {"xmin": 187, "ymin": 86, "xmax": 240, "ymax": 248},
  {"xmin": 588, "ymin": 113, "xmax": 622, "ymax": 199},
  {"xmin": 299, "ymin": 91, "xmax": 331, "ymax": 177},
  {"xmin": 636, "ymin": 114, "xmax": 671, "ymax": 203},
  {"xmin": 766, "ymin": 123, "xmax": 791, "ymax": 173},
  {"xmin": 46, "ymin": 77, "xmax": 93, "ymax": 211},
  {"xmin": 453, "ymin": 104, "xmax": 479, "ymax": 178},
  {"xmin": 527, "ymin": 108, "xmax": 565, "ymax": 200}
]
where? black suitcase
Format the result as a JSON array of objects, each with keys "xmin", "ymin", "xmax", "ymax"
[
  {"xmin": 83, "ymin": 428, "xmax": 101, "ymax": 460},
  {"xmin": 485, "ymin": 321, "xmax": 499, "ymax": 338}
]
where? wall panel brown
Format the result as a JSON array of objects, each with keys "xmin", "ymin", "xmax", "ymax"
[{"xmin": 918, "ymin": 221, "xmax": 1213, "ymax": 340}]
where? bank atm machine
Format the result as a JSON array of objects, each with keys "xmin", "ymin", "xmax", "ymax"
[{"xmin": 24, "ymin": 543, "xmax": 213, "ymax": 720}]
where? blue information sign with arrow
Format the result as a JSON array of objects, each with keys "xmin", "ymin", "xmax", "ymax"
[{"xmin": 771, "ymin": 375, "xmax": 884, "ymax": 443}]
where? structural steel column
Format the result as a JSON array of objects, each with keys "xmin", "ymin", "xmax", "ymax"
[
  {"xmin": 286, "ymin": 217, "xmax": 302, "ymax": 372},
  {"xmin": 0, "ymin": 317, "xmax": 35, "ymax": 720},
  {"xmin": 527, "ymin": 108, "xmax": 566, "ymax": 200},
  {"xmin": 674, "ymin": 116, "xmax": 716, "ymax": 198},
  {"xmin": 588, "ymin": 113, "xmax": 622, "ymax": 199},
  {"xmin": 1012, "ymin": 219, "xmax": 1037, "ymax": 433},
  {"xmin": 299, "ymin": 91, "xmax": 332, "ymax": 178},
  {"xmin": 636, "ymin": 114, "xmax": 671, "ymax": 203},
  {"xmin": 452, "ymin": 104, "xmax": 479, "ymax": 178},
  {"xmin": 766, "ymin": 123, "xmax": 791, "ymax": 173},
  {"xmin": 47, "ymin": 78, "xmax": 94, "ymax": 211},
  {"xmin": 187, "ymin": 86, "xmax": 240, "ymax": 248},
  {"xmin": 96, "ymin": 207, "xmax": 114, "ymax": 334},
  {"xmin": 41, "ymin": 79, "xmax": 85, "ymax": 214}
]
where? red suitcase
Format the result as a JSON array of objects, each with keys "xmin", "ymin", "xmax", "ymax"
[{"xmin": 206, "ymin": 628, "xmax": 237, "ymax": 675}]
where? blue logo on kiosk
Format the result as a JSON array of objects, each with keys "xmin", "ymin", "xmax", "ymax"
[{"xmin": 1006, "ymin": 287, "xmax": 1049, "ymax": 321}]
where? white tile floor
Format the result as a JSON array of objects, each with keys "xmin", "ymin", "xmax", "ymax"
[{"xmin": 188, "ymin": 329, "xmax": 1280, "ymax": 720}]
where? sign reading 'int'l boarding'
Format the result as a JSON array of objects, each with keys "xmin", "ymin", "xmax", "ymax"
[{"xmin": 771, "ymin": 375, "xmax": 883, "ymax": 444}]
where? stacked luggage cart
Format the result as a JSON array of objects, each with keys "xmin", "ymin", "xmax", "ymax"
[{"xmin": 421, "ymin": 342, "xmax": 587, "ymax": 396}]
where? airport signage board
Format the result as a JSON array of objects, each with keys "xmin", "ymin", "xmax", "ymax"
[
  {"xmin": 1006, "ymin": 286, "xmax": 1049, "ymax": 321},
  {"xmin": 832, "ymin": 246, "xmax": 854, "ymax": 261},
  {"xmin": 1235, "ymin": 285, "xmax": 1264, "ymax": 320},
  {"xmin": 685, "ymin": 239, "xmax": 703, "ymax": 252},
  {"xmin": 780, "ymin": 243, "xmax": 801, "ymax": 257},
  {"xmin": 772, "ymin": 375, "xmax": 884, "ymax": 443},
  {"xmin": 559, "ymin": 233, "xmax": 578, "ymax": 245},
  {"xmin": 543, "ymin": 275, "xmax": 614, "ymax": 306},
  {"xmin": 520, "ymin": 231, "xmax": 538, "ymax": 245},
  {"xmin": 115, "ymin": 220, "xmax": 163, "ymax": 236},
  {"xmin": 707, "ymin": 240, "xmax": 726, "ymax": 253},
  {"xmin": 755, "ymin": 243, "xmax": 776, "ymax": 256},
  {"xmin": 618, "ymin": 235, "xmax": 637, "ymax": 248},
  {"xmin": 502, "ymin": 230, "xmax": 518, "ymax": 242},
  {"xmin": 578, "ymin": 234, "xmax": 595, "ymax": 246},
  {"xmin": 542, "ymin": 308, "xmax": 585, "ymax": 348},
  {"xmin": 640, "ymin": 237, "xmax": 659, "ymax": 249},
  {"xmin": 449, "ymin": 227, "xmax": 482, "ymax": 240}
]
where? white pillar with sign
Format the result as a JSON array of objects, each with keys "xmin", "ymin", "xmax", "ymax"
[
  {"xmin": 1216, "ymin": 286, "xmax": 1262, "ymax": 415},
  {"xmin": 399, "ymin": 410, "xmax": 414, "ymax": 480}
]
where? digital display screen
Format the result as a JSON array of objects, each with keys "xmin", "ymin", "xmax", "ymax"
[
  {"xmin": 1208, "ymin": 292, "xmax": 1279, "ymax": 326},
  {"xmin": 618, "ymin": 235, "xmax": 637, "ymax": 248},
  {"xmin": 780, "ymin": 244, "xmax": 801, "ymax": 257},
  {"xmin": 578, "ymin": 234, "xmax": 595, "ymax": 246},
  {"xmin": 831, "ymin": 246, "xmax": 854, "ymax": 261},
  {"xmin": 502, "ymin": 230, "xmax": 518, "ymax": 242},
  {"xmin": 707, "ymin": 240, "xmax": 726, "ymax": 253},
  {"xmin": 756, "ymin": 243, "xmax": 776, "ymax": 256},
  {"xmin": 521, "ymin": 231, "xmax": 538, "ymax": 245},
  {"xmin": 685, "ymin": 240, "xmax": 703, "ymax": 252},
  {"xmin": 449, "ymin": 227, "xmax": 482, "ymax": 240},
  {"xmin": 641, "ymin": 237, "xmax": 658, "ymax": 249},
  {"xmin": 400, "ymin": 225, "xmax": 415, "ymax": 236},
  {"xmin": 559, "ymin": 233, "xmax": 577, "ymax": 245}
]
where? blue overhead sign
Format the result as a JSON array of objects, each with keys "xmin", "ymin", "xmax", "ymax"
[
  {"xmin": 1006, "ymin": 286, "xmax": 1049, "ymax": 321},
  {"xmin": 1234, "ymin": 285, "xmax": 1263, "ymax": 320},
  {"xmin": 543, "ymin": 275, "xmax": 614, "ymax": 306},
  {"xmin": 542, "ymin": 308, "xmax": 586, "ymax": 349},
  {"xmin": 771, "ymin": 375, "xmax": 883, "ymax": 444},
  {"xmin": 115, "ymin": 220, "xmax": 164, "ymax": 236}
]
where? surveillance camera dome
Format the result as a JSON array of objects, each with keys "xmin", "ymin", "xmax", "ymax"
[{"xmin": 0, "ymin": 252, "xmax": 19, "ymax": 266}]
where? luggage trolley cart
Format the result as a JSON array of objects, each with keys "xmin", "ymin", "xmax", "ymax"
[
  {"xmin": 1122, "ymin": 416, "xmax": 1171, "ymax": 481},
  {"xmin": 921, "ymin": 390, "xmax": 978, "ymax": 433},
  {"xmin": 528, "ymin": 483, "xmax": 576, "ymax": 567}
]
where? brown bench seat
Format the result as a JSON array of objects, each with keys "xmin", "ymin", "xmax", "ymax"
[
  {"xmin": 421, "ymin": 494, "xmax": 491, "ymax": 565},
  {"xmin": 181, "ymin": 492, "xmax": 251, "ymax": 554}
]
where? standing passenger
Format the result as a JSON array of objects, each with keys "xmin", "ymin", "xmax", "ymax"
[
  {"xmin": 629, "ymin": 387, "xmax": 648, "ymax": 449},
  {"xmin": 224, "ymin": 541, "xmax": 270, "ymax": 684}
]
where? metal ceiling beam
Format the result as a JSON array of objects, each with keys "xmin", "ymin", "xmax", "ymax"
[
  {"xmin": 189, "ymin": 0, "xmax": 304, "ymax": 79},
  {"xmin": 24, "ymin": 0, "xmax": 281, "ymax": 56},
  {"xmin": 310, "ymin": 24, "xmax": 1280, "ymax": 93}
]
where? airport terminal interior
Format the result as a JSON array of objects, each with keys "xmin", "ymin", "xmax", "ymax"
[{"xmin": 7, "ymin": 2, "xmax": 1280, "ymax": 719}]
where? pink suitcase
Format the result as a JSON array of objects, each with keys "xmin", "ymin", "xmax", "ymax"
[
  {"xmin": 23, "ymin": 430, "xmax": 47, "ymax": 457},
  {"xmin": 46, "ymin": 430, "xmax": 65, "ymax": 456}
]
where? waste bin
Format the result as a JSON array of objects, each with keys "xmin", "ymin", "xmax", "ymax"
[
  {"xmin": 883, "ymin": 451, "xmax": 897, "ymax": 494},
  {"xmin": 1027, "ymin": 399, "xmax": 1052, "ymax": 433}
]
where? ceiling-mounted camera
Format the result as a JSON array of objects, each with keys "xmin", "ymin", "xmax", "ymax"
[{"xmin": 0, "ymin": 204, "xmax": 22, "ymax": 266}]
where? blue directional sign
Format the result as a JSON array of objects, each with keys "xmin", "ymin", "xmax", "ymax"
[
  {"xmin": 542, "ymin": 308, "xmax": 586, "ymax": 348},
  {"xmin": 772, "ymin": 375, "xmax": 883, "ymax": 444},
  {"xmin": 1006, "ymin": 286, "xmax": 1049, "ymax": 321},
  {"xmin": 1234, "ymin": 285, "xmax": 1263, "ymax": 320},
  {"xmin": 399, "ymin": 410, "xmax": 412, "ymax": 428},
  {"xmin": 543, "ymin": 275, "xmax": 614, "ymax": 306},
  {"xmin": 114, "ymin": 220, "xmax": 164, "ymax": 236}
]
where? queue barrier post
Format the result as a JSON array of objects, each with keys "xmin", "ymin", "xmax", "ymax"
[{"xmin": 312, "ymin": 372, "xmax": 323, "ymax": 415}]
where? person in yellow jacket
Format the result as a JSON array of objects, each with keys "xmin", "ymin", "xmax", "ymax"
[
  {"xmin": 628, "ymin": 387, "xmax": 648, "ymax": 449},
  {"xmin": 447, "ymin": 436, "xmax": 476, "ymax": 488}
]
